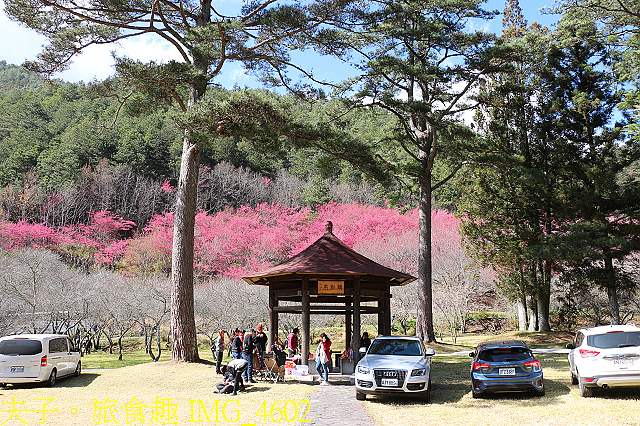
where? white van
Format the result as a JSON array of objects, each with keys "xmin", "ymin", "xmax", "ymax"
[{"xmin": 0, "ymin": 334, "xmax": 81, "ymax": 387}]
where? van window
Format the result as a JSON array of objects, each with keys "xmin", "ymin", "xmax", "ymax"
[
  {"xmin": 49, "ymin": 338, "xmax": 68, "ymax": 353},
  {"xmin": 0, "ymin": 339, "xmax": 43, "ymax": 355}
]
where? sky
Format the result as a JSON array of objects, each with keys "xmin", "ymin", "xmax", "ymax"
[{"xmin": 0, "ymin": 0, "xmax": 560, "ymax": 86}]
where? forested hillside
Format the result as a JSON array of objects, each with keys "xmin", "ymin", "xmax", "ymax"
[{"xmin": 0, "ymin": 63, "xmax": 408, "ymax": 228}]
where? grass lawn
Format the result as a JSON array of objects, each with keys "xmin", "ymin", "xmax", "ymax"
[
  {"xmin": 363, "ymin": 352, "xmax": 640, "ymax": 426},
  {"xmin": 0, "ymin": 362, "xmax": 314, "ymax": 425}
]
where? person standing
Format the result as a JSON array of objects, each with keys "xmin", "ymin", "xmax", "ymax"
[
  {"xmin": 315, "ymin": 333, "xmax": 331, "ymax": 385},
  {"xmin": 215, "ymin": 330, "xmax": 227, "ymax": 374},
  {"xmin": 255, "ymin": 324, "xmax": 268, "ymax": 370},
  {"xmin": 231, "ymin": 329, "xmax": 243, "ymax": 359},
  {"xmin": 287, "ymin": 328, "xmax": 299, "ymax": 357},
  {"xmin": 242, "ymin": 328, "xmax": 257, "ymax": 383},
  {"xmin": 361, "ymin": 332, "xmax": 371, "ymax": 351}
]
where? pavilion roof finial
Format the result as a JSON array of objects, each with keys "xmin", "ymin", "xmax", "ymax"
[{"xmin": 325, "ymin": 221, "xmax": 333, "ymax": 234}]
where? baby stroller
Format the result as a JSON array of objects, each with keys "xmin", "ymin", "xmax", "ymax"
[{"xmin": 260, "ymin": 344, "xmax": 286, "ymax": 383}]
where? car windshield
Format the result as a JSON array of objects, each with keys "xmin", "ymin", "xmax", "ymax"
[
  {"xmin": 588, "ymin": 331, "xmax": 640, "ymax": 349},
  {"xmin": 479, "ymin": 347, "xmax": 531, "ymax": 362},
  {"xmin": 367, "ymin": 339, "xmax": 423, "ymax": 356},
  {"xmin": 0, "ymin": 339, "xmax": 43, "ymax": 355}
]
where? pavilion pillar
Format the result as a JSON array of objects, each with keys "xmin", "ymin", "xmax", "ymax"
[
  {"xmin": 301, "ymin": 276, "xmax": 310, "ymax": 366},
  {"xmin": 377, "ymin": 296, "xmax": 384, "ymax": 336},
  {"xmin": 268, "ymin": 285, "xmax": 278, "ymax": 348},
  {"xmin": 345, "ymin": 300, "xmax": 352, "ymax": 350},
  {"xmin": 353, "ymin": 277, "xmax": 361, "ymax": 364},
  {"xmin": 384, "ymin": 290, "xmax": 391, "ymax": 336},
  {"xmin": 377, "ymin": 287, "xmax": 392, "ymax": 336}
]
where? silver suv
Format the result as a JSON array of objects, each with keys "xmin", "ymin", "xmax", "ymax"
[
  {"xmin": 0, "ymin": 334, "xmax": 81, "ymax": 387},
  {"xmin": 354, "ymin": 336, "xmax": 435, "ymax": 401},
  {"xmin": 567, "ymin": 324, "xmax": 640, "ymax": 397}
]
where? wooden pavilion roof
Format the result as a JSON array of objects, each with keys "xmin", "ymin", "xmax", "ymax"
[{"xmin": 242, "ymin": 221, "xmax": 416, "ymax": 286}]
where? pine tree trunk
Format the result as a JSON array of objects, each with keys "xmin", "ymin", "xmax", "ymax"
[
  {"xmin": 416, "ymin": 128, "xmax": 436, "ymax": 343},
  {"xmin": 605, "ymin": 255, "xmax": 620, "ymax": 325},
  {"xmin": 169, "ymin": 0, "xmax": 211, "ymax": 363},
  {"xmin": 170, "ymin": 129, "xmax": 201, "ymax": 362},
  {"xmin": 527, "ymin": 295, "xmax": 537, "ymax": 332},
  {"xmin": 517, "ymin": 296, "xmax": 527, "ymax": 331}
]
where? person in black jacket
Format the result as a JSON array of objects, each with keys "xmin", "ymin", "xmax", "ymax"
[
  {"xmin": 242, "ymin": 329, "xmax": 256, "ymax": 383},
  {"xmin": 255, "ymin": 324, "xmax": 268, "ymax": 370},
  {"xmin": 231, "ymin": 329, "xmax": 243, "ymax": 359},
  {"xmin": 216, "ymin": 358, "xmax": 248, "ymax": 395}
]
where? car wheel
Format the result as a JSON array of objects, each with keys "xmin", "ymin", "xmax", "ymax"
[
  {"xmin": 535, "ymin": 388, "xmax": 546, "ymax": 397},
  {"xmin": 355, "ymin": 391, "xmax": 366, "ymax": 401},
  {"xmin": 472, "ymin": 389, "xmax": 482, "ymax": 399},
  {"xmin": 75, "ymin": 361, "xmax": 81, "ymax": 377},
  {"xmin": 578, "ymin": 376, "xmax": 594, "ymax": 398},
  {"xmin": 422, "ymin": 378, "xmax": 431, "ymax": 402},
  {"xmin": 570, "ymin": 371, "xmax": 578, "ymax": 385},
  {"xmin": 46, "ymin": 369, "xmax": 57, "ymax": 387}
]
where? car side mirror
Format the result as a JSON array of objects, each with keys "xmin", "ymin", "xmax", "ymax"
[
  {"xmin": 425, "ymin": 349, "xmax": 435, "ymax": 357},
  {"xmin": 359, "ymin": 347, "xmax": 367, "ymax": 355},
  {"xmin": 566, "ymin": 343, "xmax": 576, "ymax": 350},
  {"xmin": 469, "ymin": 352, "xmax": 475, "ymax": 357}
]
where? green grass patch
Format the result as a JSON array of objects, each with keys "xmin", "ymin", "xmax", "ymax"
[{"xmin": 81, "ymin": 343, "xmax": 225, "ymax": 369}]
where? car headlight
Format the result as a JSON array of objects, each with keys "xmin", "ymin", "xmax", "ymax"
[
  {"xmin": 411, "ymin": 368, "xmax": 426, "ymax": 377},
  {"xmin": 357, "ymin": 365, "xmax": 370, "ymax": 375}
]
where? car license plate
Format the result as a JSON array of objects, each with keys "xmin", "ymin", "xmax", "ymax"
[
  {"xmin": 499, "ymin": 368, "xmax": 515, "ymax": 376},
  {"xmin": 613, "ymin": 359, "xmax": 634, "ymax": 365},
  {"xmin": 10, "ymin": 366, "xmax": 24, "ymax": 373},
  {"xmin": 381, "ymin": 378, "xmax": 398, "ymax": 387}
]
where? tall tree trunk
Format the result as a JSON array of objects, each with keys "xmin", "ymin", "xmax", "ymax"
[
  {"xmin": 527, "ymin": 295, "xmax": 537, "ymax": 332},
  {"xmin": 170, "ymin": 129, "xmax": 201, "ymax": 362},
  {"xmin": 517, "ymin": 269, "xmax": 528, "ymax": 331},
  {"xmin": 537, "ymin": 260, "xmax": 551, "ymax": 332},
  {"xmin": 517, "ymin": 296, "xmax": 527, "ymax": 331},
  {"xmin": 605, "ymin": 255, "xmax": 620, "ymax": 325},
  {"xmin": 169, "ymin": 0, "xmax": 211, "ymax": 363},
  {"xmin": 416, "ymin": 129, "xmax": 436, "ymax": 343}
]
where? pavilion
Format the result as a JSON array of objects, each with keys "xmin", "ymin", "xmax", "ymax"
[{"xmin": 242, "ymin": 221, "xmax": 416, "ymax": 365}]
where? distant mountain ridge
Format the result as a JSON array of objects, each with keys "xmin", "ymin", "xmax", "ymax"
[{"xmin": 0, "ymin": 60, "xmax": 46, "ymax": 91}]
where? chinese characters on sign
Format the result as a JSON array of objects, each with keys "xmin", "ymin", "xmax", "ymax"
[{"xmin": 317, "ymin": 281, "xmax": 344, "ymax": 295}]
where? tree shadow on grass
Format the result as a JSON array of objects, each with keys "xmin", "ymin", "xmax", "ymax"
[
  {"xmin": 0, "ymin": 373, "xmax": 100, "ymax": 390},
  {"xmin": 471, "ymin": 378, "xmax": 570, "ymax": 403}
]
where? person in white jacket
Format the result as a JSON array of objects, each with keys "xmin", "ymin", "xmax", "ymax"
[{"xmin": 315, "ymin": 333, "xmax": 331, "ymax": 385}]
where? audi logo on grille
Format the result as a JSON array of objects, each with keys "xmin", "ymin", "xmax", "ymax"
[{"xmin": 382, "ymin": 371, "xmax": 396, "ymax": 377}]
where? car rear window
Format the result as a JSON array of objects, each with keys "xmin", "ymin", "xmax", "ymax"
[
  {"xmin": 0, "ymin": 339, "xmax": 43, "ymax": 355},
  {"xmin": 588, "ymin": 331, "xmax": 640, "ymax": 349},
  {"xmin": 368, "ymin": 339, "xmax": 424, "ymax": 356},
  {"xmin": 479, "ymin": 347, "xmax": 532, "ymax": 362}
]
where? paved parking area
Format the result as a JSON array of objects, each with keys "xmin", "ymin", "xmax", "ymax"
[{"xmin": 300, "ymin": 381, "xmax": 376, "ymax": 426}]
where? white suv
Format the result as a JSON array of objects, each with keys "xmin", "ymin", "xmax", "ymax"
[
  {"xmin": 355, "ymin": 336, "xmax": 435, "ymax": 401},
  {"xmin": 0, "ymin": 334, "xmax": 81, "ymax": 387},
  {"xmin": 567, "ymin": 324, "xmax": 640, "ymax": 397}
]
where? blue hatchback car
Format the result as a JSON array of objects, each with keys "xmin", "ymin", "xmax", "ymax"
[{"xmin": 470, "ymin": 340, "xmax": 545, "ymax": 398}]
